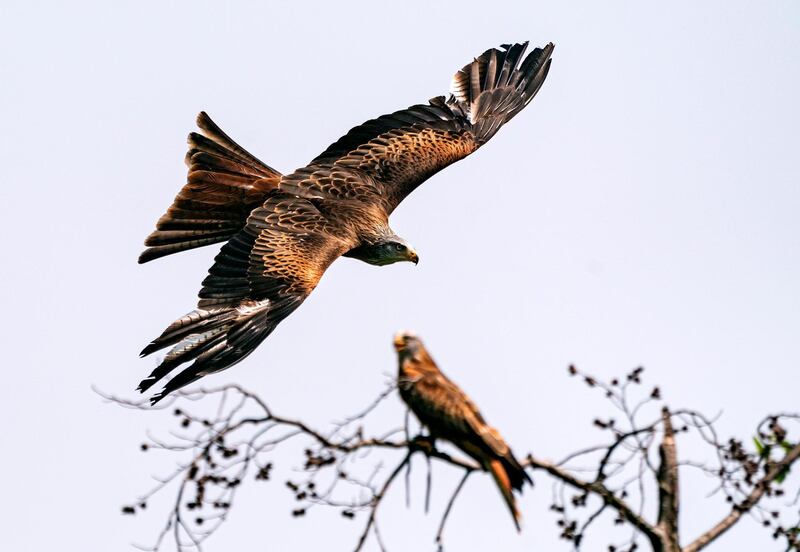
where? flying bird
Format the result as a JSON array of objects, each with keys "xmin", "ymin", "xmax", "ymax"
[
  {"xmin": 138, "ymin": 42, "xmax": 554, "ymax": 403},
  {"xmin": 394, "ymin": 332, "xmax": 532, "ymax": 530}
]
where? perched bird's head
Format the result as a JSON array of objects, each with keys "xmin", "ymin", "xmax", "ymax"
[
  {"xmin": 394, "ymin": 331, "xmax": 432, "ymax": 368},
  {"xmin": 359, "ymin": 237, "xmax": 419, "ymax": 266},
  {"xmin": 394, "ymin": 331, "xmax": 422, "ymax": 354},
  {"xmin": 393, "ymin": 332, "xmax": 440, "ymax": 388}
]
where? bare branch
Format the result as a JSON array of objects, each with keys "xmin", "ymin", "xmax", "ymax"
[
  {"xmin": 353, "ymin": 452, "xmax": 412, "ymax": 552},
  {"xmin": 656, "ymin": 407, "xmax": 680, "ymax": 552},
  {"xmin": 435, "ymin": 470, "xmax": 472, "ymax": 550},
  {"xmin": 526, "ymin": 453, "xmax": 662, "ymax": 548},
  {"xmin": 107, "ymin": 365, "xmax": 800, "ymax": 552},
  {"xmin": 683, "ymin": 442, "xmax": 800, "ymax": 552}
]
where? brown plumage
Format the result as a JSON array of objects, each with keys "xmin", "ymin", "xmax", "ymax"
[
  {"xmin": 138, "ymin": 42, "xmax": 554, "ymax": 403},
  {"xmin": 394, "ymin": 332, "xmax": 532, "ymax": 531}
]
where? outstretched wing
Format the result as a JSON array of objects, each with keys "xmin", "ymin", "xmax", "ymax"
[
  {"xmin": 312, "ymin": 42, "xmax": 554, "ymax": 213},
  {"xmin": 139, "ymin": 192, "xmax": 354, "ymax": 402}
]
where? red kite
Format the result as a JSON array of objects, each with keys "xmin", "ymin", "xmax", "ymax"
[
  {"xmin": 138, "ymin": 43, "xmax": 554, "ymax": 403},
  {"xmin": 394, "ymin": 332, "xmax": 532, "ymax": 530}
]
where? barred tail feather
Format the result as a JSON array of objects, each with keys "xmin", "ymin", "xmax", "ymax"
[{"xmin": 139, "ymin": 112, "xmax": 283, "ymax": 264}]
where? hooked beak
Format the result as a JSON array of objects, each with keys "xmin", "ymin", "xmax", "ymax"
[
  {"xmin": 409, "ymin": 250, "xmax": 419, "ymax": 265},
  {"xmin": 393, "ymin": 330, "xmax": 417, "ymax": 351}
]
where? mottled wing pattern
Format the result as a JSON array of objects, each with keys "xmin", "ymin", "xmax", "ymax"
[
  {"xmin": 199, "ymin": 192, "xmax": 350, "ymax": 307},
  {"xmin": 139, "ymin": 112, "xmax": 282, "ymax": 263},
  {"xmin": 337, "ymin": 125, "xmax": 479, "ymax": 212},
  {"xmin": 276, "ymin": 164, "xmax": 385, "ymax": 205},
  {"xmin": 406, "ymin": 372, "xmax": 511, "ymax": 459},
  {"xmin": 313, "ymin": 42, "xmax": 553, "ymax": 213},
  {"xmin": 139, "ymin": 191, "xmax": 355, "ymax": 402}
]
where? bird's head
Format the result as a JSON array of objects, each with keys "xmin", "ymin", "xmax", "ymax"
[
  {"xmin": 394, "ymin": 330, "xmax": 422, "ymax": 354},
  {"xmin": 364, "ymin": 237, "xmax": 419, "ymax": 266},
  {"xmin": 393, "ymin": 331, "xmax": 430, "ymax": 364},
  {"xmin": 394, "ymin": 331, "xmax": 439, "ymax": 381}
]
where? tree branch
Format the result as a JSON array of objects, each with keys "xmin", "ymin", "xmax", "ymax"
[
  {"xmin": 435, "ymin": 470, "xmax": 472, "ymax": 550},
  {"xmin": 526, "ymin": 453, "xmax": 663, "ymax": 548},
  {"xmin": 656, "ymin": 407, "xmax": 680, "ymax": 552},
  {"xmin": 683, "ymin": 442, "xmax": 800, "ymax": 552},
  {"xmin": 354, "ymin": 453, "xmax": 412, "ymax": 552}
]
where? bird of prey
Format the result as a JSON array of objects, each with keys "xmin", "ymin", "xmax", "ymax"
[
  {"xmin": 138, "ymin": 42, "xmax": 554, "ymax": 403},
  {"xmin": 394, "ymin": 332, "xmax": 532, "ymax": 530}
]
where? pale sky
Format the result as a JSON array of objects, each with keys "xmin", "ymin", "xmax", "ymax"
[{"xmin": 1, "ymin": 1, "xmax": 799, "ymax": 551}]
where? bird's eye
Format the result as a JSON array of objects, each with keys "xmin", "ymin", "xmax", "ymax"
[{"xmin": 394, "ymin": 243, "xmax": 405, "ymax": 252}]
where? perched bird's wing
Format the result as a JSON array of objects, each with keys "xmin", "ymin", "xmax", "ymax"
[
  {"xmin": 410, "ymin": 373, "xmax": 511, "ymax": 458},
  {"xmin": 406, "ymin": 372, "xmax": 529, "ymax": 531},
  {"xmin": 312, "ymin": 42, "xmax": 554, "ymax": 213},
  {"xmin": 138, "ymin": 190, "xmax": 354, "ymax": 402},
  {"xmin": 139, "ymin": 112, "xmax": 282, "ymax": 263}
]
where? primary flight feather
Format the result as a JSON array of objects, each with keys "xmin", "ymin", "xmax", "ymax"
[{"xmin": 138, "ymin": 42, "xmax": 554, "ymax": 403}]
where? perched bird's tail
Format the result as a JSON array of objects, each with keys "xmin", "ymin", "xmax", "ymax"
[
  {"xmin": 449, "ymin": 42, "xmax": 554, "ymax": 144},
  {"xmin": 138, "ymin": 112, "xmax": 282, "ymax": 263},
  {"xmin": 487, "ymin": 458, "xmax": 525, "ymax": 532}
]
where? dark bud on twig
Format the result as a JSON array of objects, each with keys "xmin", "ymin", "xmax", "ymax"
[
  {"xmin": 256, "ymin": 463, "xmax": 273, "ymax": 481},
  {"xmin": 627, "ymin": 366, "xmax": 644, "ymax": 384}
]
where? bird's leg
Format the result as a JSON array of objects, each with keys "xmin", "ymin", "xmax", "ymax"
[{"xmin": 410, "ymin": 432, "xmax": 437, "ymax": 455}]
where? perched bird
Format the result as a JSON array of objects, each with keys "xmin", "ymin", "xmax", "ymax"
[
  {"xmin": 394, "ymin": 332, "xmax": 532, "ymax": 530},
  {"xmin": 138, "ymin": 42, "xmax": 554, "ymax": 403}
]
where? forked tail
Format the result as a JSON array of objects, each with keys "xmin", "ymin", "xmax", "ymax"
[{"xmin": 139, "ymin": 112, "xmax": 282, "ymax": 263}]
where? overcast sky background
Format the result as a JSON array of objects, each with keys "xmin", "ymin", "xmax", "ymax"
[{"xmin": 2, "ymin": 1, "xmax": 799, "ymax": 550}]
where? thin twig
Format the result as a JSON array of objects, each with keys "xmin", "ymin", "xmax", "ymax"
[{"xmin": 435, "ymin": 470, "xmax": 472, "ymax": 550}]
